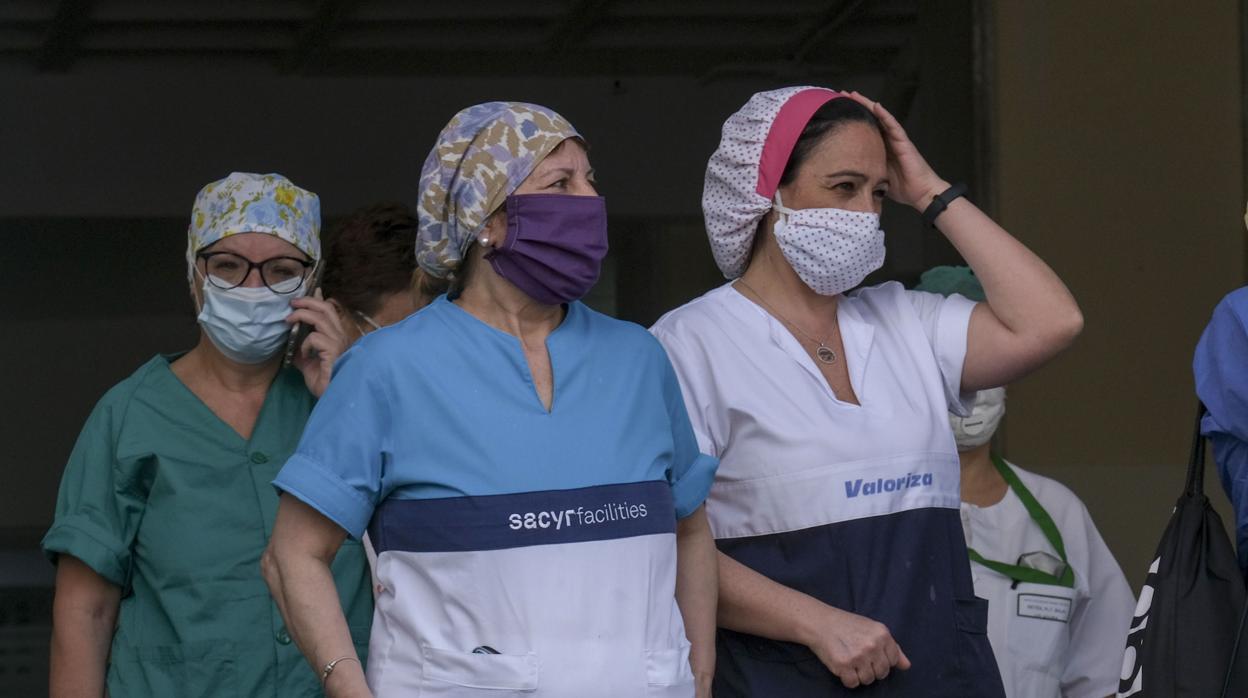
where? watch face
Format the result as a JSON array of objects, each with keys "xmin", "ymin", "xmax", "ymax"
[{"xmin": 1016, "ymin": 550, "xmax": 1066, "ymax": 578}]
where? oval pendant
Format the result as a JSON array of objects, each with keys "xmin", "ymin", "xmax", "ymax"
[{"xmin": 816, "ymin": 345, "xmax": 837, "ymax": 364}]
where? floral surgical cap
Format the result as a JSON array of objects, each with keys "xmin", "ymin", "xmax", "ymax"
[
  {"xmin": 416, "ymin": 102, "xmax": 580, "ymax": 279},
  {"xmin": 185, "ymin": 172, "xmax": 321, "ymax": 280},
  {"xmin": 703, "ymin": 86, "xmax": 846, "ymax": 279}
]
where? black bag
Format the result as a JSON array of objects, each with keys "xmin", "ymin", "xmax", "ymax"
[{"xmin": 1118, "ymin": 404, "xmax": 1248, "ymax": 697}]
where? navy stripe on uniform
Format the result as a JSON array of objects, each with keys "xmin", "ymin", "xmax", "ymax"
[
  {"xmin": 713, "ymin": 507, "xmax": 1005, "ymax": 697},
  {"xmin": 369, "ymin": 480, "xmax": 675, "ymax": 554}
]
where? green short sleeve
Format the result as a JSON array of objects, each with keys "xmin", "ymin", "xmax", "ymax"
[{"xmin": 42, "ymin": 382, "xmax": 149, "ymax": 589}]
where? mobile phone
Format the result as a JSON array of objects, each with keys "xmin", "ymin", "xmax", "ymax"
[{"xmin": 282, "ymin": 262, "xmax": 324, "ymax": 368}]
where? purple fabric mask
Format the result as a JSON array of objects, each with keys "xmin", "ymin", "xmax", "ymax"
[{"xmin": 485, "ymin": 194, "xmax": 608, "ymax": 305}]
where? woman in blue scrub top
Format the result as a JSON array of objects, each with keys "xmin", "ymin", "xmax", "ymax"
[
  {"xmin": 262, "ymin": 103, "xmax": 720, "ymax": 698},
  {"xmin": 651, "ymin": 88, "xmax": 1084, "ymax": 696}
]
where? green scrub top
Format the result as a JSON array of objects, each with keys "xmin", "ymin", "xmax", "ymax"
[{"xmin": 42, "ymin": 355, "xmax": 373, "ymax": 697}]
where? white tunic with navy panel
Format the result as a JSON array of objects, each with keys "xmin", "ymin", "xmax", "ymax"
[
  {"xmin": 275, "ymin": 297, "xmax": 718, "ymax": 697},
  {"xmin": 651, "ymin": 281, "xmax": 1005, "ymax": 697}
]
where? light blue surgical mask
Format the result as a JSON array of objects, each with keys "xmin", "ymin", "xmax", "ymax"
[{"xmin": 197, "ymin": 274, "xmax": 303, "ymax": 364}]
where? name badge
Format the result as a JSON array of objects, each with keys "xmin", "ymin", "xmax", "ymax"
[{"xmin": 1017, "ymin": 593, "xmax": 1072, "ymax": 622}]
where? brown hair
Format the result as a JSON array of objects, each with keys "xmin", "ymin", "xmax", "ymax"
[
  {"xmin": 321, "ymin": 202, "xmax": 448, "ymax": 315},
  {"xmin": 779, "ymin": 98, "xmax": 881, "ymax": 186}
]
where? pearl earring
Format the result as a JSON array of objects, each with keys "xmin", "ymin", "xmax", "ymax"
[{"xmin": 479, "ymin": 236, "xmax": 490, "ymax": 246}]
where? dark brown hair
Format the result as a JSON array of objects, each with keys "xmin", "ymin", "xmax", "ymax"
[
  {"xmin": 321, "ymin": 202, "xmax": 448, "ymax": 315},
  {"xmin": 778, "ymin": 97, "xmax": 881, "ymax": 186}
]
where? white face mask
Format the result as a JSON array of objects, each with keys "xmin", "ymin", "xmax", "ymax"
[
  {"xmin": 950, "ymin": 387, "xmax": 1007, "ymax": 451},
  {"xmin": 352, "ymin": 311, "xmax": 381, "ymax": 339},
  {"xmin": 356, "ymin": 311, "xmax": 381, "ymax": 331},
  {"xmin": 196, "ymin": 274, "xmax": 303, "ymax": 365},
  {"xmin": 772, "ymin": 192, "xmax": 886, "ymax": 296}
]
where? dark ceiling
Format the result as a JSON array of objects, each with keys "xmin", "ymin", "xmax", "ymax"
[{"xmin": 0, "ymin": 0, "xmax": 918, "ymax": 79}]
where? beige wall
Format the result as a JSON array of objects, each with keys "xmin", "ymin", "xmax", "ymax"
[{"xmin": 992, "ymin": 2, "xmax": 1244, "ymax": 589}]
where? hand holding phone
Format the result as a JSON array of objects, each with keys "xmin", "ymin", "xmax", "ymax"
[
  {"xmin": 283, "ymin": 263, "xmax": 325, "ymax": 368},
  {"xmin": 285, "ymin": 288, "xmax": 350, "ymax": 397}
]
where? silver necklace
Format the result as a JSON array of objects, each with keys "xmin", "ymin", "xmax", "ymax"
[{"xmin": 736, "ymin": 279, "xmax": 837, "ymax": 364}]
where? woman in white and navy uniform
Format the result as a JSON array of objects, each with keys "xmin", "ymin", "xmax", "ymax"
[
  {"xmin": 650, "ymin": 88, "xmax": 1083, "ymax": 696},
  {"xmin": 261, "ymin": 102, "xmax": 720, "ymax": 697}
]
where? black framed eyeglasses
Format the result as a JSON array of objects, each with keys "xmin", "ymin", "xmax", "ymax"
[{"xmin": 197, "ymin": 252, "xmax": 314, "ymax": 294}]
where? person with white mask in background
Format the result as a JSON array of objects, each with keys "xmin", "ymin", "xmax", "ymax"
[
  {"xmin": 318, "ymin": 201, "xmax": 450, "ymax": 597},
  {"xmin": 651, "ymin": 87, "xmax": 1084, "ymax": 696},
  {"xmin": 43, "ymin": 172, "xmax": 374, "ymax": 697},
  {"xmin": 320, "ymin": 201, "xmax": 449, "ymax": 345},
  {"xmin": 916, "ymin": 265, "xmax": 1134, "ymax": 698}
]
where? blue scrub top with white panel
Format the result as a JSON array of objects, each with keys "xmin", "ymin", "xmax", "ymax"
[{"xmin": 275, "ymin": 296, "xmax": 717, "ymax": 697}]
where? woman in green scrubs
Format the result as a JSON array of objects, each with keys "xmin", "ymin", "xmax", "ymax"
[{"xmin": 42, "ymin": 173, "xmax": 376, "ymax": 697}]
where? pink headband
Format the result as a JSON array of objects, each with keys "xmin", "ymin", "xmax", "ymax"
[{"xmin": 755, "ymin": 88, "xmax": 844, "ymax": 198}]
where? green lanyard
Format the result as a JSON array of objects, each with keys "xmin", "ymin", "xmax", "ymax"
[{"xmin": 965, "ymin": 455, "xmax": 1075, "ymax": 588}]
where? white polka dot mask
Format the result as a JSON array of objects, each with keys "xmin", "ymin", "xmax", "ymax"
[
  {"xmin": 772, "ymin": 191, "xmax": 885, "ymax": 296},
  {"xmin": 702, "ymin": 86, "xmax": 843, "ymax": 279}
]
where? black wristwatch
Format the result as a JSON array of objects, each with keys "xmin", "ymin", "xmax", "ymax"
[{"xmin": 921, "ymin": 182, "xmax": 968, "ymax": 227}]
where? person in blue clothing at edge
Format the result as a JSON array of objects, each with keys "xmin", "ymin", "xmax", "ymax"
[
  {"xmin": 650, "ymin": 87, "xmax": 1084, "ymax": 696},
  {"xmin": 1195, "ymin": 200, "xmax": 1248, "ymax": 581},
  {"xmin": 261, "ymin": 102, "xmax": 720, "ymax": 698},
  {"xmin": 42, "ymin": 172, "xmax": 375, "ymax": 697}
]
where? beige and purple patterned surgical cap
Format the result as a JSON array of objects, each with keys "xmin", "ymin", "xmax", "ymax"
[{"xmin": 415, "ymin": 102, "xmax": 580, "ymax": 279}]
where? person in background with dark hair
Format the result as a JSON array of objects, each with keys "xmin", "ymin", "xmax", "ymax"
[
  {"xmin": 319, "ymin": 202, "xmax": 449, "ymax": 597},
  {"xmin": 321, "ymin": 202, "xmax": 449, "ymax": 341},
  {"xmin": 652, "ymin": 87, "xmax": 1082, "ymax": 696}
]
